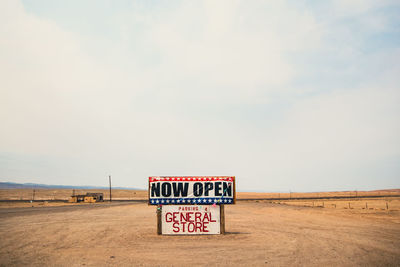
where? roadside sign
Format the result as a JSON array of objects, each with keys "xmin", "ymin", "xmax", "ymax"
[
  {"xmin": 161, "ymin": 205, "xmax": 221, "ymax": 235},
  {"xmin": 148, "ymin": 176, "xmax": 235, "ymax": 205}
]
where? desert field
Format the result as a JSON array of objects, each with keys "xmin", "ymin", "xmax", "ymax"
[
  {"xmin": 0, "ymin": 188, "xmax": 148, "ymax": 201},
  {"xmin": 1, "ymin": 188, "xmax": 399, "ymax": 212},
  {"xmin": 0, "ymin": 194, "xmax": 400, "ymax": 266},
  {"xmin": 2, "ymin": 188, "xmax": 399, "ymax": 201}
]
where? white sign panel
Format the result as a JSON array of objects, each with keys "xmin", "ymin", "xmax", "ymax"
[{"xmin": 161, "ymin": 205, "xmax": 220, "ymax": 235}]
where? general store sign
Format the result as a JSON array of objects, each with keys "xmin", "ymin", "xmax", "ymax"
[
  {"xmin": 148, "ymin": 176, "xmax": 235, "ymax": 205},
  {"xmin": 162, "ymin": 205, "xmax": 220, "ymax": 235}
]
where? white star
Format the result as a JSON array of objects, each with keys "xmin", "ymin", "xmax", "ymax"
[
  {"xmin": 208, "ymin": 199, "xmax": 212, "ymax": 203},
  {"xmin": 172, "ymin": 200, "xmax": 175, "ymax": 203},
  {"xmin": 161, "ymin": 200, "xmax": 164, "ymax": 203},
  {"xmin": 224, "ymin": 199, "xmax": 227, "ymax": 203},
  {"xmin": 203, "ymin": 199, "xmax": 207, "ymax": 203},
  {"xmin": 182, "ymin": 200, "xmax": 186, "ymax": 203},
  {"xmin": 166, "ymin": 200, "xmax": 170, "ymax": 203},
  {"xmin": 228, "ymin": 199, "xmax": 232, "ymax": 203},
  {"xmin": 156, "ymin": 200, "xmax": 159, "ymax": 203}
]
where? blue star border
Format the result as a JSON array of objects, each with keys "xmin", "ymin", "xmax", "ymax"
[{"xmin": 149, "ymin": 197, "xmax": 233, "ymax": 205}]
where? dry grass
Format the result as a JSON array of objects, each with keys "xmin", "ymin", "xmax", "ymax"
[
  {"xmin": 270, "ymin": 197, "xmax": 400, "ymax": 212},
  {"xmin": 237, "ymin": 189, "xmax": 400, "ymax": 199}
]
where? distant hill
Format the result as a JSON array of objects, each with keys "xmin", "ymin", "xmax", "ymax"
[{"xmin": 0, "ymin": 182, "xmax": 141, "ymax": 190}]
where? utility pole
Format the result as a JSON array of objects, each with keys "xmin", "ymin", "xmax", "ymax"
[{"xmin": 109, "ymin": 175, "xmax": 112, "ymax": 202}]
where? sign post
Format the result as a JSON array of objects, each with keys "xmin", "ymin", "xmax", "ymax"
[{"xmin": 148, "ymin": 176, "xmax": 235, "ymax": 235}]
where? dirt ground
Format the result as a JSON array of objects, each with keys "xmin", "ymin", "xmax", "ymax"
[{"xmin": 0, "ymin": 201, "xmax": 399, "ymax": 266}]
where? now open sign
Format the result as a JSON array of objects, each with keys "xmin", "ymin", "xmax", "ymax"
[{"xmin": 148, "ymin": 176, "xmax": 236, "ymax": 205}]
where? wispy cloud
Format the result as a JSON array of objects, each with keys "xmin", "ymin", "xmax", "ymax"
[{"xmin": 0, "ymin": 0, "xmax": 399, "ymax": 191}]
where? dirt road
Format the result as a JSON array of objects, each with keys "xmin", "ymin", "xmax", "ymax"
[
  {"xmin": 0, "ymin": 202, "xmax": 399, "ymax": 266},
  {"xmin": 0, "ymin": 201, "xmax": 143, "ymax": 218}
]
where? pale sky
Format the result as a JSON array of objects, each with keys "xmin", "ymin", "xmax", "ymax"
[{"xmin": 0, "ymin": 0, "xmax": 399, "ymax": 192}]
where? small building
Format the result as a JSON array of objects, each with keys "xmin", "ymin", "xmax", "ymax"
[{"xmin": 68, "ymin": 193, "xmax": 104, "ymax": 203}]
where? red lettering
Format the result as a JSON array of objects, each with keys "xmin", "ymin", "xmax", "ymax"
[
  {"xmin": 173, "ymin": 223, "xmax": 180, "ymax": 233},
  {"xmin": 187, "ymin": 212, "xmax": 194, "ymax": 222},
  {"xmin": 165, "ymin": 212, "xmax": 173, "ymax": 222},
  {"xmin": 203, "ymin": 213, "xmax": 210, "ymax": 222},
  {"xmin": 173, "ymin": 212, "xmax": 179, "ymax": 222},
  {"xmin": 209, "ymin": 212, "xmax": 216, "ymax": 222},
  {"xmin": 195, "ymin": 212, "xmax": 202, "ymax": 222},
  {"xmin": 203, "ymin": 221, "xmax": 209, "ymax": 232},
  {"xmin": 188, "ymin": 222, "xmax": 195, "ymax": 232},
  {"xmin": 195, "ymin": 222, "xmax": 202, "ymax": 232},
  {"xmin": 165, "ymin": 208, "xmax": 216, "ymax": 234},
  {"xmin": 180, "ymin": 212, "xmax": 188, "ymax": 222}
]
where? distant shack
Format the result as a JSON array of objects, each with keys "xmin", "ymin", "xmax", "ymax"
[{"xmin": 69, "ymin": 193, "xmax": 104, "ymax": 203}]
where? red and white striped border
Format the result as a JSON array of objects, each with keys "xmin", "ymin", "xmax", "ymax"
[{"xmin": 149, "ymin": 176, "xmax": 234, "ymax": 182}]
